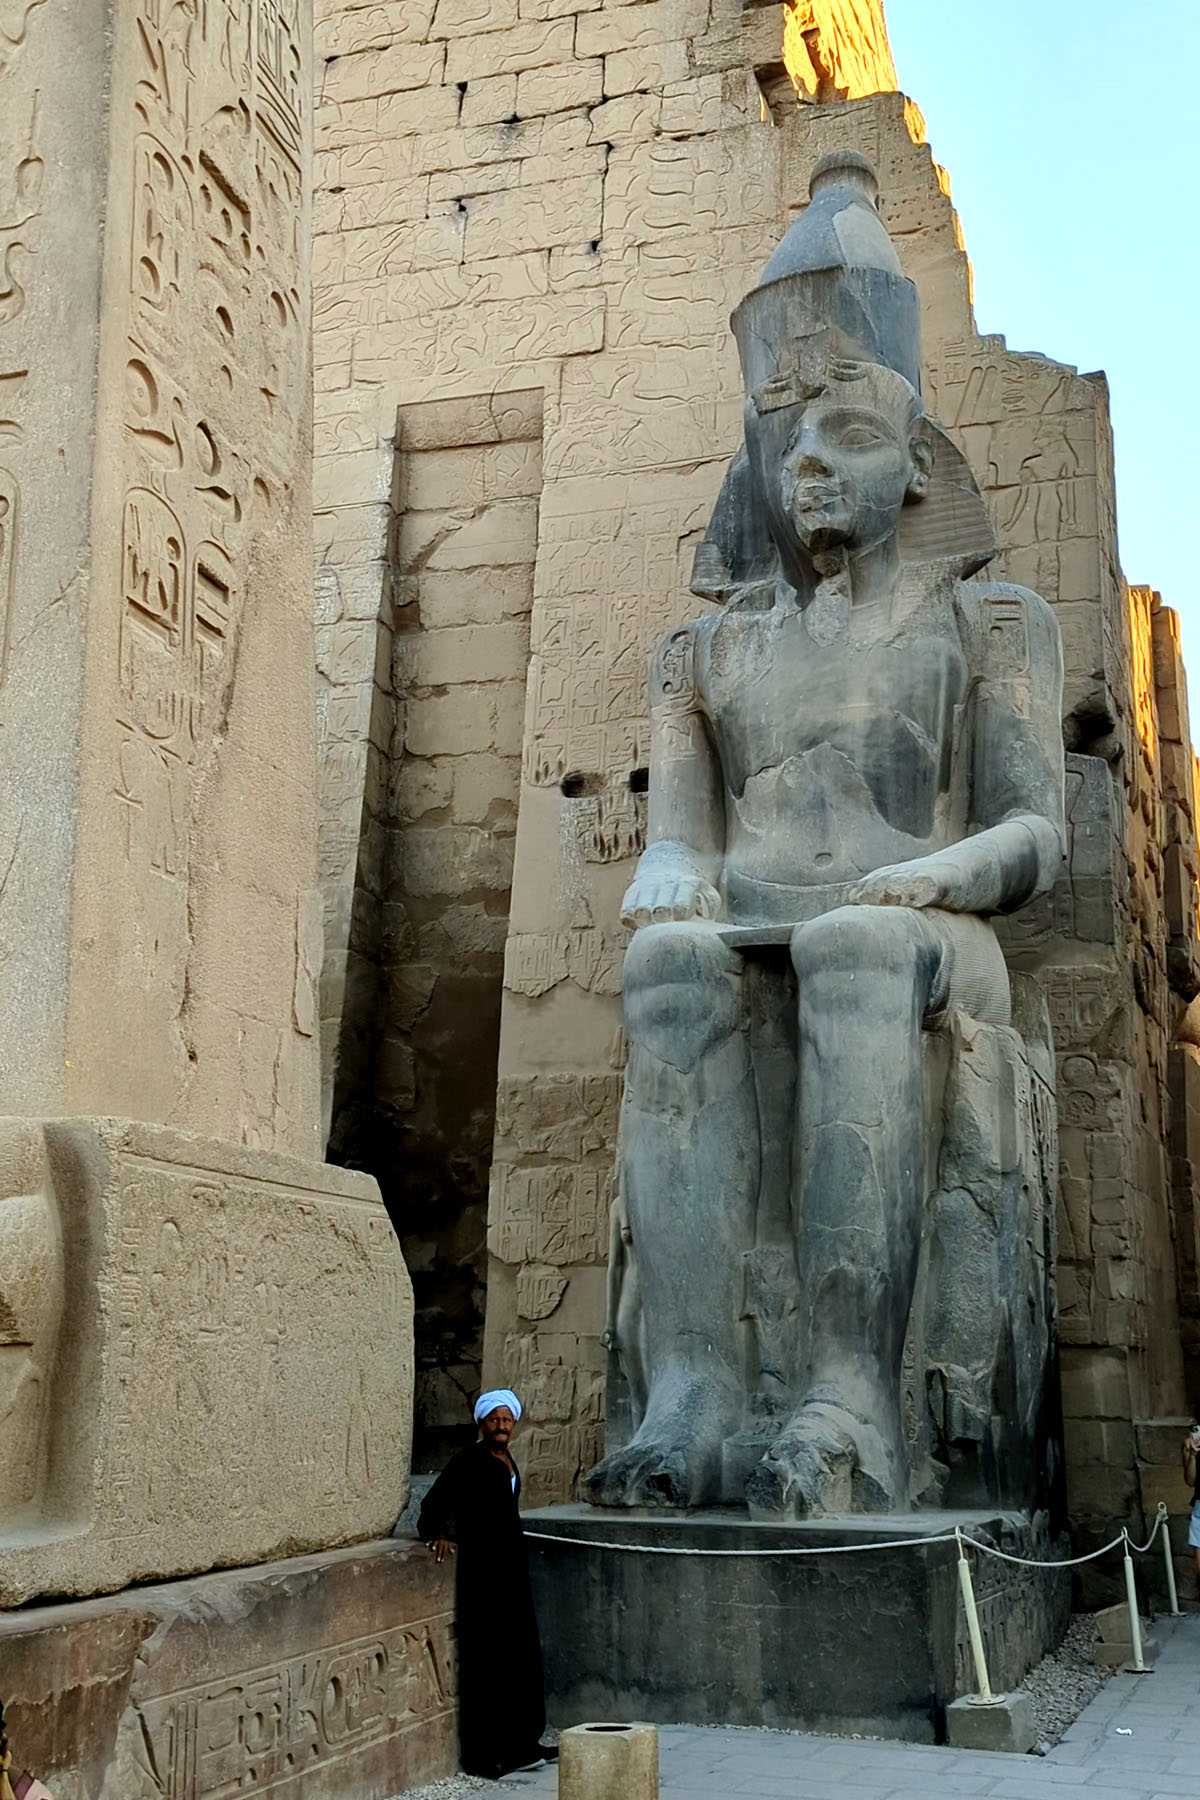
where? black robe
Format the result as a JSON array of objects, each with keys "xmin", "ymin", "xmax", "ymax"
[{"xmin": 418, "ymin": 1441, "xmax": 546, "ymax": 1777}]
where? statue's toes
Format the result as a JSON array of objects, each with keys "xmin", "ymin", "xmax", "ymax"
[
  {"xmin": 582, "ymin": 1447, "xmax": 642, "ymax": 1507},
  {"xmin": 638, "ymin": 1451, "xmax": 690, "ymax": 1509},
  {"xmin": 747, "ymin": 1427, "xmax": 853, "ymax": 1519}
]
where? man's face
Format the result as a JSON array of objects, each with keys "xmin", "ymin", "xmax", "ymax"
[
  {"xmin": 479, "ymin": 1406, "xmax": 516, "ymax": 1449},
  {"xmin": 747, "ymin": 365, "xmax": 927, "ymax": 562}
]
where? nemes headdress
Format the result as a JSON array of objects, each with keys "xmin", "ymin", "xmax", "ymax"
[{"xmin": 692, "ymin": 151, "xmax": 994, "ymax": 600}]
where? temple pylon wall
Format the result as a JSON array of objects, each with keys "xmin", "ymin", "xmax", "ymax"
[{"xmin": 312, "ymin": 0, "xmax": 1200, "ymax": 1558}]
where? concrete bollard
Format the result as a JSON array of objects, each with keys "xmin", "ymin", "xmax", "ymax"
[{"xmin": 559, "ymin": 1722, "xmax": 659, "ymax": 1799}]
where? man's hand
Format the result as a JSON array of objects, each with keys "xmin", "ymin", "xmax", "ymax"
[
  {"xmin": 620, "ymin": 869, "xmax": 720, "ymax": 930},
  {"xmin": 428, "ymin": 1537, "xmax": 455, "ymax": 1565},
  {"xmin": 846, "ymin": 850, "xmax": 975, "ymax": 913}
]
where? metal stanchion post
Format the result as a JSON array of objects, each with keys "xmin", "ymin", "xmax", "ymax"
[
  {"xmin": 956, "ymin": 1529, "xmax": 994, "ymax": 1702},
  {"xmin": 1159, "ymin": 1503, "xmax": 1181, "ymax": 1617},
  {"xmin": 1122, "ymin": 1531, "xmax": 1148, "ymax": 1672}
]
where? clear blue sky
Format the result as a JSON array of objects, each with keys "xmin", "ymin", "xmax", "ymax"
[{"xmin": 885, "ymin": 1, "xmax": 1198, "ymax": 665}]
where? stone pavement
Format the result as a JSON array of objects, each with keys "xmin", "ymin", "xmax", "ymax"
[{"xmin": 500, "ymin": 1614, "xmax": 1200, "ymax": 1798}]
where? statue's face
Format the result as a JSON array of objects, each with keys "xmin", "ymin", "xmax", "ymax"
[{"xmin": 746, "ymin": 364, "xmax": 929, "ymax": 563}]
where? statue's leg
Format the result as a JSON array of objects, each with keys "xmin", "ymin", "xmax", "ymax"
[
  {"xmin": 749, "ymin": 904, "xmax": 946, "ymax": 1518},
  {"xmin": 584, "ymin": 922, "xmax": 757, "ymax": 1507}
]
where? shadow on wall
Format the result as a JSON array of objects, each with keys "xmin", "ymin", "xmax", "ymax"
[{"xmin": 327, "ymin": 392, "xmax": 544, "ymax": 1474}]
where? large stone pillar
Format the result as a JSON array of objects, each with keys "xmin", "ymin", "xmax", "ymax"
[
  {"xmin": 0, "ymin": 0, "xmax": 321, "ymax": 1151},
  {"xmin": 0, "ymin": 0, "xmax": 414, "ymax": 1612}
]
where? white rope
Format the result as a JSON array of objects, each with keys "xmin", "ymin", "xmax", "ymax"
[
  {"xmin": 960, "ymin": 1530, "xmax": 1128, "ymax": 1570},
  {"xmin": 1125, "ymin": 1514, "xmax": 1166, "ymax": 1557},
  {"xmin": 523, "ymin": 1528, "xmax": 961, "ymax": 1558},
  {"xmin": 524, "ymin": 1510, "xmax": 1167, "ymax": 1569}
]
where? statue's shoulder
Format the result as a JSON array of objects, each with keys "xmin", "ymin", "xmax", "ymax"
[
  {"xmin": 649, "ymin": 614, "xmax": 716, "ymax": 708},
  {"xmin": 959, "ymin": 578, "xmax": 1063, "ymax": 679}
]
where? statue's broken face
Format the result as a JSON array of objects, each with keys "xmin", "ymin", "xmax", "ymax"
[{"xmin": 747, "ymin": 365, "xmax": 930, "ymax": 563}]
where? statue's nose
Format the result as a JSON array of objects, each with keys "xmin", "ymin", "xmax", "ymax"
[{"xmin": 792, "ymin": 448, "xmax": 833, "ymax": 479}]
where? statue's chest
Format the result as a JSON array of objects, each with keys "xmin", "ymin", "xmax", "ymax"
[{"xmin": 702, "ymin": 608, "xmax": 970, "ymax": 826}]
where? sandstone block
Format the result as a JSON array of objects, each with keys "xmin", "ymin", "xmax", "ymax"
[
  {"xmin": 445, "ymin": 17, "xmax": 575, "ymax": 82},
  {"xmin": 323, "ymin": 40, "xmax": 447, "ymax": 105},
  {"xmin": 518, "ymin": 58, "xmax": 605, "ymax": 115},
  {"xmin": 0, "ymin": 1120, "xmax": 412, "ymax": 1608},
  {"xmin": 317, "ymin": 0, "xmax": 438, "ymax": 57},
  {"xmin": 604, "ymin": 41, "xmax": 690, "ymax": 96},
  {"xmin": 464, "ymin": 176, "xmax": 604, "ymax": 257},
  {"xmin": 587, "ymin": 92, "xmax": 663, "ymax": 142},
  {"xmin": 433, "ymin": 0, "xmax": 520, "ymax": 32},
  {"xmin": 0, "ymin": 1542, "xmax": 456, "ymax": 1800},
  {"xmin": 462, "ymin": 72, "xmax": 519, "ymax": 125},
  {"xmin": 577, "ymin": 0, "xmax": 690, "ymax": 55}
]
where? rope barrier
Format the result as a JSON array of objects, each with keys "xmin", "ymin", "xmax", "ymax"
[
  {"xmin": 525, "ymin": 1498, "xmax": 1183, "ymax": 1703},
  {"xmin": 525, "ymin": 1508, "xmax": 1168, "ymax": 1572},
  {"xmin": 523, "ymin": 1528, "xmax": 962, "ymax": 1558}
]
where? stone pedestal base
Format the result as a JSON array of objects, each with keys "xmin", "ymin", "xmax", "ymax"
[
  {"xmin": 946, "ymin": 1692, "xmax": 1037, "ymax": 1753},
  {"xmin": 0, "ymin": 1540, "xmax": 457, "ymax": 1800},
  {"xmin": 0, "ymin": 1117, "xmax": 412, "ymax": 1606},
  {"xmin": 527, "ymin": 1507, "xmax": 1069, "ymax": 1743},
  {"xmin": 560, "ymin": 1722, "xmax": 658, "ymax": 1799}
]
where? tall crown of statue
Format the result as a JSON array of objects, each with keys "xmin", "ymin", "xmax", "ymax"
[
  {"xmin": 732, "ymin": 150, "xmax": 922, "ymax": 396},
  {"xmin": 691, "ymin": 150, "xmax": 996, "ymax": 600}
]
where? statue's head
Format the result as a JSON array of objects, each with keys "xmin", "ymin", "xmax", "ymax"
[
  {"xmin": 750, "ymin": 354, "xmax": 932, "ymax": 563},
  {"xmin": 731, "ymin": 152, "xmax": 931, "ymax": 573}
]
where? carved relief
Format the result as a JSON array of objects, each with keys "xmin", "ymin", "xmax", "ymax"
[
  {"xmin": 0, "ymin": 466, "xmax": 14, "ymax": 681},
  {"xmin": 0, "ymin": 0, "xmax": 45, "ymax": 78},
  {"xmin": 488, "ymin": 1163, "xmax": 611, "ymax": 1267},
  {"xmin": 137, "ymin": 1619, "xmax": 455, "ymax": 1800},
  {"xmin": 0, "ymin": 1123, "xmax": 63, "ymax": 1524}
]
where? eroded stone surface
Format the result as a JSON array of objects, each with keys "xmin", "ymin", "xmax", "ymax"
[
  {"xmin": 0, "ymin": 1540, "xmax": 455, "ymax": 1800},
  {"xmin": 0, "ymin": 1119, "xmax": 412, "ymax": 1608}
]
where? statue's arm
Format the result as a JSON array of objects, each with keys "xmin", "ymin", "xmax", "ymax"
[
  {"xmin": 848, "ymin": 584, "xmax": 1066, "ymax": 916},
  {"xmin": 620, "ymin": 623, "xmax": 725, "ymax": 929}
]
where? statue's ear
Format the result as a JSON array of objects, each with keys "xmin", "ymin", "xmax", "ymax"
[{"xmin": 906, "ymin": 417, "xmax": 935, "ymax": 500}]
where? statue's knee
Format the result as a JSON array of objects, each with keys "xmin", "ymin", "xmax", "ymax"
[
  {"xmin": 624, "ymin": 923, "xmax": 744, "ymax": 1066},
  {"xmin": 791, "ymin": 904, "xmax": 930, "ymax": 983}
]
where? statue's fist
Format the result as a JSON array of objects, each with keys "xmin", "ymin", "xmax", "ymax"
[
  {"xmin": 620, "ymin": 871, "xmax": 721, "ymax": 930},
  {"xmin": 847, "ymin": 857, "xmax": 959, "ymax": 910}
]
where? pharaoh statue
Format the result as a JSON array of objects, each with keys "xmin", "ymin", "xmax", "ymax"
[{"xmin": 588, "ymin": 152, "xmax": 1067, "ymax": 1519}]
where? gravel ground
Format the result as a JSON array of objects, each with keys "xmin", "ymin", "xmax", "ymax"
[
  {"xmin": 1017, "ymin": 1612, "xmax": 1111, "ymax": 1747},
  {"xmin": 386, "ymin": 1616, "xmax": 1110, "ymax": 1793},
  {"xmin": 385, "ymin": 1779, "xmax": 499, "ymax": 1800}
]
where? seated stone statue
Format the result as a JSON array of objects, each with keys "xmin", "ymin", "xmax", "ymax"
[{"xmin": 586, "ymin": 152, "xmax": 1066, "ymax": 1519}]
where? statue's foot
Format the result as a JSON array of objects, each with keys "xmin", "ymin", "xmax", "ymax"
[
  {"xmin": 583, "ymin": 1366, "xmax": 740, "ymax": 1509},
  {"xmin": 746, "ymin": 1399, "xmax": 904, "ymax": 1519}
]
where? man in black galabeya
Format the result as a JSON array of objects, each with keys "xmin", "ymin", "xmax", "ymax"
[{"xmin": 419, "ymin": 1387, "xmax": 558, "ymax": 1781}]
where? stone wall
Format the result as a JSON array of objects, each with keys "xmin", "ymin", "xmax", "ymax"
[
  {"xmin": 326, "ymin": 390, "xmax": 545, "ymax": 1468},
  {"xmin": 313, "ymin": 0, "xmax": 1200, "ymax": 1532}
]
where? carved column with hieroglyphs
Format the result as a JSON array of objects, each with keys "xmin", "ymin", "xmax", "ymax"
[
  {"xmin": 0, "ymin": 1, "xmax": 417, "ymax": 1620},
  {"xmin": 0, "ymin": 0, "xmax": 319, "ymax": 1152}
]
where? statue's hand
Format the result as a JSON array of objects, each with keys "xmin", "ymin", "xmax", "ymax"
[
  {"xmin": 620, "ymin": 869, "xmax": 721, "ymax": 930},
  {"xmin": 846, "ymin": 854, "xmax": 969, "ymax": 911}
]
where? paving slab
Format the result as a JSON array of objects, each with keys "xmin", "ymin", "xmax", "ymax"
[{"xmin": 498, "ymin": 1615, "xmax": 1200, "ymax": 1797}]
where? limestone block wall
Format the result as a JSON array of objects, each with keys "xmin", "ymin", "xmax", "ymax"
[
  {"xmin": 327, "ymin": 390, "xmax": 544, "ymax": 1468},
  {"xmin": 313, "ymin": 0, "xmax": 1200, "ymax": 1527}
]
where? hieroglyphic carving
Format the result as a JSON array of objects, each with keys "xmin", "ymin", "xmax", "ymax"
[
  {"xmin": 524, "ymin": 489, "xmax": 716, "ymax": 789},
  {"xmin": 137, "ymin": 1620, "xmax": 455, "ymax": 1800},
  {"xmin": 103, "ymin": 1151, "xmax": 407, "ymax": 1550},
  {"xmin": 0, "ymin": 0, "xmax": 45, "ymax": 79},
  {"xmin": 115, "ymin": 0, "xmax": 306, "ymax": 885},
  {"xmin": 488, "ymin": 1163, "xmax": 611, "ymax": 1267},
  {"xmin": 503, "ymin": 928, "xmax": 625, "ymax": 998}
]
